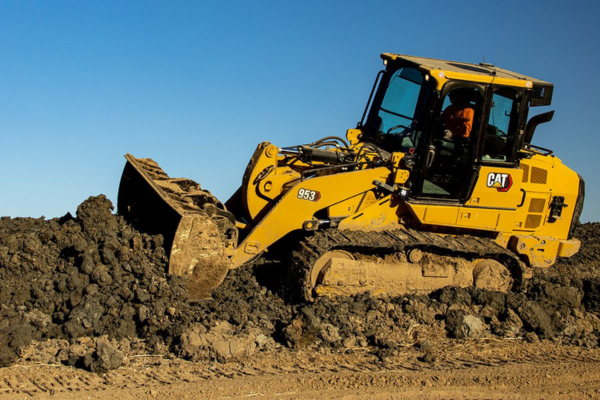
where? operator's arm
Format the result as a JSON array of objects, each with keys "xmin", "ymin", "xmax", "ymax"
[{"xmin": 455, "ymin": 107, "xmax": 474, "ymax": 138}]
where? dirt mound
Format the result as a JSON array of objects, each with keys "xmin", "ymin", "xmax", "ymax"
[
  {"xmin": 0, "ymin": 195, "xmax": 290, "ymax": 368},
  {"xmin": 1, "ymin": 196, "xmax": 599, "ymax": 371}
]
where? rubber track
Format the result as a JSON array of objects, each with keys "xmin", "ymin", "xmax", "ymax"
[{"xmin": 291, "ymin": 227, "xmax": 526, "ymax": 300}]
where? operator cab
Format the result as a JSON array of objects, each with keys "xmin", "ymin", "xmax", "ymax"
[{"xmin": 359, "ymin": 53, "xmax": 553, "ymax": 204}]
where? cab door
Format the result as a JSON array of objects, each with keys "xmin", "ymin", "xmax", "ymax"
[
  {"xmin": 413, "ymin": 84, "xmax": 485, "ymax": 202},
  {"xmin": 408, "ymin": 84, "xmax": 527, "ymax": 232},
  {"xmin": 457, "ymin": 85, "xmax": 528, "ymax": 231}
]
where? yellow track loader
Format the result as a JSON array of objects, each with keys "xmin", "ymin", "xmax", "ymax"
[{"xmin": 118, "ymin": 54, "xmax": 584, "ymax": 301}]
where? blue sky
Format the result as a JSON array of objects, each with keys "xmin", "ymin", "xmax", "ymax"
[{"xmin": 1, "ymin": 0, "xmax": 598, "ymax": 222}]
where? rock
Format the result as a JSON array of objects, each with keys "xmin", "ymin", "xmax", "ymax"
[
  {"xmin": 319, "ymin": 324, "xmax": 341, "ymax": 344},
  {"xmin": 94, "ymin": 338, "xmax": 124, "ymax": 372},
  {"xmin": 255, "ymin": 334, "xmax": 270, "ymax": 347},
  {"xmin": 418, "ymin": 339, "xmax": 437, "ymax": 363},
  {"xmin": 463, "ymin": 315, "xmax": 486, "ymax": 338},
  {"xmin": 180, "ymin": 328, "xmax": 208, "ymax": 360},
  {"xmin": 180, "ymin": 322, "xmax": 257, "ymax": 362},
  {"xmin": 445, "ymin": 310, "xmax": 485, "ymax": 339},
  {"xmin": 517, "ymin": 301, "xmax": 555, "ymax": 339},
  {"xmin": 0, "ymin": 324, "xmax": 36, "ymax": 367},
  {"xmin": 283, "ymin": 317, "xmax": 306, "ymax": 348},
  {"xmin": 583, "ymin": 278, "xmax": 600, "ymax": 312},
  {"xmin": 212, "ymin": 335, "xmax": 256, "ymax": 362}
]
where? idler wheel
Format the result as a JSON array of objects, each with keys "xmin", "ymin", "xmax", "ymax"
[
  {"xmin": 305, "ymin": 250, "xmax": 354, "ymax": 300},
  {"xmin": 472, "ymin": 259, "xmax": 512, "ymax": 292}
]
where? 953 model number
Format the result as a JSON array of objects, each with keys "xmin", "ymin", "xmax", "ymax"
[{"xmin": 297, "ymin": 188, "xmax": 321, "ymax": 202}]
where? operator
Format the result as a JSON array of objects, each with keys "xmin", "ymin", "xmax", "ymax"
[{"xmin": 440, "ymin": 90, "xmax": 474, "ymax": 140}]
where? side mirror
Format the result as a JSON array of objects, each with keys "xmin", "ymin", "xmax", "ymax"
[{"xmin": 524, "ymin": 110, "xmax": 555, "ymax": 144}]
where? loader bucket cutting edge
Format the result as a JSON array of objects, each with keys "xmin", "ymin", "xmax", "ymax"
[{"xmin": 117, "ymin": 154, "xmax": 233, "ymax": 301}]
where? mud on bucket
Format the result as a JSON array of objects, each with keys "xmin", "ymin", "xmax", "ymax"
[{"xmin": 117, "ymin": 154, "xmax": 235, "ymax": 300}]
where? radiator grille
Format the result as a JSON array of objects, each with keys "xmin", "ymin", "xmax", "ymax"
[
  {"xmin": 521, "ymin": 164, "xmax": 530, "ymax": 183},
  {"xmin": 528, "ymin": 198, "xmax": 546, "ymax": 213},
  {"xmin": 525, "ymin": 214, "xmax": 542, "ymax": 229},
  {"xmin": 531, "ymin": 167, "xmax": 548, "ymax": 184}
]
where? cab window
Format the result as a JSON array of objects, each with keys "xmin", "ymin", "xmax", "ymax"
[
  {"xmin": 378, "ymin": 67, "xmax": 423, "ymax": 135},
  {"xmin": 482, "ymin": 88, "xmax": 522, "ymax": 163},
  {"xmin": 367, "ymin": 67, "xmax": 427, "ymax": 153}
]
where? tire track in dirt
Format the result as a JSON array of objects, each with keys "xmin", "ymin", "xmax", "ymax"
[{"xmin": 2, "ymin": 341, "xmax": 600, "ymax": 398}]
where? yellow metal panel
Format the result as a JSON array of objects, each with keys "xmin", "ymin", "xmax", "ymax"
[
  {"xmin": 465, "ymin": 166, "xmax": 524, "ymax": 210},
  {"xmin": 234, "ymin": 167, "xmax": 390, "ymax": 267},
  {"xmin": 515, "ymin": 154, "xmax": 580, "ymax": 240},
  {"xmin": 328, "ymin": 193, "xmax": 365, "ymax": 218},
  {"xmin": 380, "ymin": 53, "xmax": 542, "ymax": 90},
  {"xmin": 558, "ymin": 239, "xmax": 581, "ymax": 257},
  {"xmin": 429, "ymin": 70, "xmax": 532, "ymax": 90},
  {"xmin": 422, "ymin": 206, "xmax": 458, "ymax": 225},
  {"xmin": 346, "ymin": 129, "xmax": 362, "ymax": 146},
  {"xmin": 242, "ymin": 142, "xmax": 279, "ymax": 221},
  {"xmin": 495, "ymin": 212, "xmax": 515, "ymax": 232},
  {"xmin": 456, "ymin": 208, "xmax": 500, "ymax": 230},
  {"xmin": 406, "ymin": 165, "xmax": 527, "ymax": 232},
  {"xmin": 357, "ymin": 191, "xmax": 378, "ymax": 212},
  {"xmin": 511, "ymin": 235, "xmax": 559, "ymax": 268},
  {"xmin": 405, "ymin": 204, "xmax": 459, "ymax": 227},
  {"xmin": 394, "ymin": 169, "xmax": 410, "ymax": 185},
  {"xmin": 338, "ymin": 195, "xmax": 403, "ymax": 230},
  {"xmin": 513, "ymin": 192, "xmax": 550, "ymax": 232}
]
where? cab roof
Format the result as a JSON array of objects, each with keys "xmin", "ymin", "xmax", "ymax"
[{"xmin": 382, "ymin": 53, "xmax": 553, "ymax": 106}]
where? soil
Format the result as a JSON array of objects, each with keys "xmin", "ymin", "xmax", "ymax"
[{"xmin": 1, "ymin": 195, "xmax": 600, "ymax": 399}]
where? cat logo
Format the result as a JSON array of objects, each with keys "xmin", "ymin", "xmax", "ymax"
[{"xmin": 486, "ymin": 172, "xmax": 513, "ymax": 192}]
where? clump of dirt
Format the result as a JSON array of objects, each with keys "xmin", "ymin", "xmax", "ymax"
[
  {"xmin": 533, "ymin": 223, "xmax": 600, "ymax": 314},
  {"xmin": 1, "ymin": 196, "xmax": 599, "ymax": 372}
]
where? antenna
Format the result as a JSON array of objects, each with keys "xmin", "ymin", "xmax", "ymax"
[{"xmin": 496, "ymin": 0, "xmax": 516, "ymax": 66}]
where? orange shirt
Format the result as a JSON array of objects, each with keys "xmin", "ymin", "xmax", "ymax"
[{"xmin": 441, "ymin": 104, "xmax": 474, "ymax": 138}]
